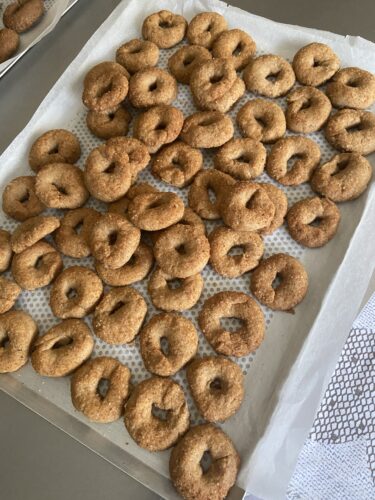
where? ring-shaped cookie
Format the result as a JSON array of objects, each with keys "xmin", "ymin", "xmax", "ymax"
[
  {"xmin": 11, "ymin": 215, "xmax": 60, "ymax": 254},
  {"xmin": 286, "ymin": 86, "xmax": 332, "ymax": 133},
  {"xmin": 187, "ymin": 12, "xmax": 227, "ymax": 48},
  {"xmin": 11, "ymin": 241, "xmax": 63, "ymax": 290},
  {"xmin": 127, "ymin": 191, "xmax": 184, "ymax": 231},
  {"xmin": 209, "ymin": 226, "xmax": 264, "ymax": 278},
  {"xmin": 129, "ymin": 68, "xmax": 178, "ymax": 108},
  {"xmin": 0, "ymin": 310, "xmax": 38, "ymax": 373},
  {"xmin": 236, "ymin": 99, "xmax": 286, "ymax": 143},
  {"xmin": 212, "ymin": 28, "xmax": 256, "ymax": 71},
  {"xmin": 83, "ymin": 62, "xmax": 129, "ymax": 112},
  {"xmin": 140, "ymin": 312, "xmax": 198, "ymax": 376},
  {"xmin": 2, "ymin": 176, "xmax": 45, "ymax": 221},
  {"xmin": 50, "ymin": 266, "xmax": 103, "ymax": 319},
  {"xmin": 310, "ymin": 152, "xmax": 372, "ymax": 202},
  {"xmin": 3, "ymin": 0, "xmax": 44, "ymax": 33},
  {"xmin": 93, "ymin": 286, "xmax": 147, "ymax": 344},
  {"xmin": 326, "ymin": 67, "xmax": 375, "ymax": 110},
  {"xmin": 71, "ymin": 356, "xmax": 132, "ymax": 423},
  {"xmin": 124, "ymin": 376, "xmax": 190, "ymax": 451},
  {"xmin": 170, "ymin": 424, "xmax": 240, "ymax": 500},
  {"xmin": 29, "ymin": 129, "xmax": 81, "ymax": 172},
  {"xmin": 35, "ymin": 163, "xmax": 89, "ymax": 209},
  {"xmin": 186, "ymin": 356, "xmax": 244, "ymax": 422},
  {"xmin": 181, "ymin": 111, "xmax": 234, "ymax": 148},
  {"xmin": 214, "ymin": 138, "xmax": 266, "ymax": 180},
  {"xmin": 292, "ymin": 42, "xmax": 340, "ymax": 87},
  {"xmin": 168, "ymin": 45, "xmax": 212, "ymax": 84},
  {"xmin": 266, "ymin": 136, "xmax": 321, "ymax": 185},
  {"xmin": 243, "ymin": 54, "xmax": 295, "ymax": 98},
  {"xmin": 31, "ymin": 319, "xmax": 94, "ymax": 377},
  {"xmin": 250, "ymin": 253, "xmax": 308, "ymax": 310},
  {"xmin": 116, "ymin": 39, "xmax": 159, "ymax": 75},
  {"xmin": 142, "ymin": 10, "xmax": 187, "ymax": 49},
  {"xmin": 325, "ymin": 109, "xmax": 375, "ymax": 156},
  {"xmin": 286, "ymin": 196, "xmax": 340, "ymax": 248},
  {"xmin": 86, "ymin": 107, "xmax": 131, "ymax": 140},
  {"xmin": 133, "ymin": 105, "xmax": 183, "ymax": 153},
  {"xmin": 198, "ymin": 291, "xmax": 265, "ymax": 357}
]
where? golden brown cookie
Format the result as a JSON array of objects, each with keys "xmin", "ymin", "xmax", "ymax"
[
  {"xmin": 54, "ymin": 208, "xmax": 101, "ymax": 259},
  {"xmin": 148, "ymin": 267, "xmax": 203, "ymax": 311},
  {"xmin": 214, "ymin": 138, "xmax": 266, "ymax": 180},
  {"xmin": 133, "ymin": 105, "xmax": 183, "ymax": 153},
  {"xmin": 11, "ymin": 241, "xmax": 63, "ymax": 290},
  {"xmin": 266, "ymin": 136, "xmax": 321, "ymax": 185},
  {"xmin": 35, "ymin": 163, "xmax": 89, "ymax": 209},
  {"xmin": 188, "ymin": 169, "xmax": 235, "ymax": 220},
  {"xmin": 181, "ymin": 111, "xmax": 234, "ymax": 148},
  {"xmin": 243, "ymin": 54, "xmax": 295, "ymax": 98},
  {"xmin": 142, "ymin": 10, "xmax": 187, "ymax": 49},
  {"xmin": 250, "ymin": 253, "xmax": 308, "ymax": 311},
  {"xmin": 187, "ymin": 12, "xmax": 227, "ymax": 49},
  {"xmin": 326, "ymin": 67, "xmax": 375, "ymax": 110},
  {"xmin": 209, "ymin": 226, "xmax": 264, "ymax": 278},
  {"xmin": 286, "ymin": 196, "xmax": 341, "ymax": 248},
  {"xmin": 127, "ymin": 191, "xmax": 184, "ymax": 231},
  {"xmin": 154, "ymin": 225, "xmax": 210, "ymax": 278},
  {"xmin": 129, "ymin": 68, "xmax": 178, "ymax": 108},
  {"xmin": 2, "ymin": 176, "xmax": 45, "ymax": 221},
  {"xmin": 140, "ymin": 312, "xmax": 198, "ymax": 376},
  {"xmin": 152, "ymin": 141, "xmax": 203, "ymax": 187},
  {"xmin": 93, "ymin": 286, "xmax": 147, "ymax": 344},
  {"xmin": 221, "ymin": 182, "xmax": 275, "ymax": 232},
  {"xmin": 168, "ymin": 45, "xmax": 212, "ymax": 84},
  {"xmin": 0, "ymin": 310, "xmax": 38, "ymax": 373},
  {"xmin": 0, "ymin": 276, "xmax": 21, "ymax": 314},
  {"xmin": 212, "ymin": 29, "xmax": 256, "ymax": 71},
  {"xmin": 31, "ymin": 319, "xmax": 94, "ymax": 377},
  {"xmin": 11, "ymin": 215, "xmax": 60, "ymax": 254},
  {"xmin": 29, "ymin": 129, "xmax": 81, "ymax": 172},
  {"xmin": 237, "ymin": 98, "xmax": 286, "ymax": 143},
  {"xmin": 116, "ymin": 39, "xmax": 159, "ymax": 75},
  {"xmin": 86, "ymin": 107, "xmax": 131, "ymax": 140},
  {"xmin": 3, "ymin": 0, "xmax": 44, "ymax": 33},
  {"xmin": 89, "ymin": 213, "xmax": 141, "ymax": 269},
  {"xmin": 95, "ymin": 242, "xmax": 154, "ymax": 286},
  {"xmin": 71, "ymin": 356, "xmax": 132, "ymax": 423},
  {"xmin": 50, "ymin": 266, "xmax": 103, "ymax": 319},
  {"xmin": 286, "ymin": 86, "xmax": 332, "ymax": 133},
  {"xmin": 292, "ymin": 42, "xmax": 340, "ymax": 86},
  {"xmin": 0, "ymin": 28, "xmax": 19, "ymax": 63},
  {"xmin": 124, "ymin": 376, "xmax": 190, "ymax": 451},
  {"xmin": 199, "ymin": 291, "xmax": 265, "ymax": 357},
  {"xmin": 170, "ymin": 424, "xmax": 240, "ymax": 500},
  {"xmin": 257, "ymin": 182, "xmax": 288, "ymax": 235},
  {"xmin": 0, "ymin": 229, "xmax": 12, "ymax": 272},
  {"xmin": 82, "ymin": 62, "xmax": 129, "ymax": 112},
  {"xmin": 310, "ymin": 153, "xmax": 372, "ymax": 202},
  {"xmin": 186, "ymin": 356, "xmax": 244, "ymax": 422},
  {"xmin": 325, "ymin": 109, "xmax": 375, "ymax": 155}
]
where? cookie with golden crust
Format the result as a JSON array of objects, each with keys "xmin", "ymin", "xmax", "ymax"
[
  {"xmin": 142, "ymin": 10, "xmax": 187, "ymax": 49},
  {"xmin": 0, "ymin": 276, "xmax": 21, "ymax": 314},
  {"xmin": 292, "ymin": 42, "xmax": 340, "ymax": 86}
]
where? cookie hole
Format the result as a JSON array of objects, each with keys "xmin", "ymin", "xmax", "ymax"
[
  {"xmin": 0, "ymin": 335, "xmax": 10, "ymax": 349},
  {"xmin": 148, "ymin": 81, "xmax": 158, "ymax": 92},
  {"xmin": 108, "ymin": 231, "xmax": 118, "ymax": 246},
  {"xmin": 209, "ymin": 377, "xmax": 223, "ymax": 391},
  {"xmin": 235, "ymin": 154, "xmax": 252, "ymax": 164},
  {"xmin": 183, "ymin": 54, "xmax": 195, "ymax": 66},
  {"xmin": 309, "ymin": 216, "xmax": 324, "ymax": 228},
  {"xmin": 286, "ymin": 154, "xmax": 303, "ymax": 172},
  {"xmin": 345, "ymin": 122, "xmax": 364, "ymax": 133},
  {"xmin": 255, "ymin": 116, "xmax": 267, "ymax": 128},
  {"xmin": 245, "ymin": 191, "xmax": 262, "ymax": 209},
  {"xmin": 208, "ymin": 187, "xmax": 217, "ymax": 204},
  {"xmin": 104, "ymin": 162, "xmax": 116, "ymax": 174},
  {"xmin": 228, "ymin": 245, "xmax": 245, "ymax": 257},
  {"xmin": 48, "ymin": 146, "xmax": 59, "ymax": 155},
  {"xmin": 73, "ymin": 220, "xmax": 84, "ymax": 235},
  {"xmin": 159, "ymin": 19, "xmax": 173, "ymax": 29},
  {"xmin": 67, "ymin": 288, "xmax": 78, "ymax": 299},
  {"xmin": 53, "ymin": 183, "xmax": 68, "ymax": 196},
  {"xmin": 128, "ymin": 46, "xmax": 142, "ymax": 54},
  {"xmin": 160, "ymin": 336, "xmax": 169, "ymax": 356},
  {"xmin": 333, "ymin": 158, "xmax": 350, "ymax": 175},
  {"xmin": 167, "ymin": 278, "xmax": 182, "ymax": 290},
  {"xmin": 108, "ymin": 112, "xmax": 116, "ymax": 120},
  {"xmin": 127, "ymin": 254, "xmax": 137, "ymax": 267},
  {"xmin": 312, "ymin": 59, "xmax": 322, "ymax": 68},
  {"xmin": 300, "ymin": 99, "xmax": 311, "ymax": 110},
  {"xmin": 97, "ymin": 378, "xmax": 110, "ymax": 399},
  {"xmin": 200, "ymin": 450, "xmax": 213, "ymax": 474},
  {"xmin": 210, "ymin": 73, "xmax": 224, "ymax": 84},
  {"xmin": 175, "ymin": 244, "xmax": 187, "ymax": 255},
  {"xmin": 171, "ymin": 157, "xmax": 184, "ymax": 170},
  {"xmin": 155, "ymin": 121, "xmax": 167, "ymax": 131},
  {"xmin": 272, "ymin": 273, "xmax": 283, "ymax": 289},
  {"xmin": 97, "ymin": 82, "xmax": 113, "ymax": 98},
  {"xmin": 148, "ymin": 200, "xmax": 163, "ymax": 210},
  {"xmin": 19, "ymin": 190, "xmax": 30, "ymax": 204},
  {"xmin": 52, "ymin": 336, "xmax": 73, "ymax": 349},
  {"xmin": 109, "ymin": 301, "xmax": 125, "ymax": 315},
  {"xmin": 34, "ymin": 255, "xmax": 44, "ymax": 269},
  {"xmin": 205, "ymin": 23, "xmax": 212, "ymax": 32},
  {"xmin": 220, "ymin": 316, "xmax": 245, "ymax": 332},
  {"xmin": 152, "ymin": 403, "xmax": 170, "ymax": 420},
  {"xmin": 266, "ymin": 71, "xmax": 280, "ymax": 83},
  {"xmin": 199, "ymin": 117, "xmax": 218, "ymax": 127},
  {"xmin": 232, "ymin": 42, "xmax": 243, "ymax": 57},
  {"xmin": 347, "ymin": 79, "xmax": 361, "ymax": 88}
]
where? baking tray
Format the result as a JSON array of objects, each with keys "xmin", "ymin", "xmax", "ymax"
[
  {"xmin": 0, "ymin": 0, "xmax": 79, "ymax": 79},
  {"xmin": 0, "ymin": 0, "xmax": 375, "ymax": 499}
]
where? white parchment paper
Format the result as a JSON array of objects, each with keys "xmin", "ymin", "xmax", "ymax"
[
  {"xmin": 0, "ymin": 1, "xmax": 374, "ymax": 499},
  {"xmin": 0, "ymin": 0, "xmax": 71, "ymax": 74}
]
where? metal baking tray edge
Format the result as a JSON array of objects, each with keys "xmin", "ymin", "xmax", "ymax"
[
  {"xmin": 0, "ymin": 0, "xmax": 79, "ymax": 79},
  {"xmin": 0, "ymin": 375, "xmax": 245, "ymax": 499}
]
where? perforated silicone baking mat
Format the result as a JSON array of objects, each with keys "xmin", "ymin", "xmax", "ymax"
[{"xmin": 1, "ymin": 0, "xmax": 375, "ymax": 498}]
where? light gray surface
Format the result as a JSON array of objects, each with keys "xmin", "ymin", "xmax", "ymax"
[{"xmin": 0, "ymin": 1, "xmax": 374, "ymax": 499}]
